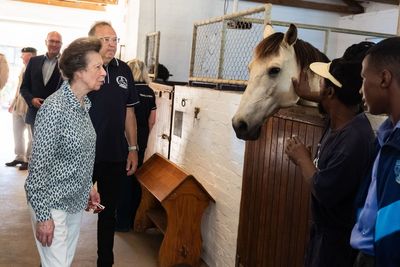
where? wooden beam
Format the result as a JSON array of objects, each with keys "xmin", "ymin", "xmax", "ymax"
[
  {"xmin": 342, "ymin": 0, "xmax": 364, "ymax": 13},
  {"xmin": 242, "ymin": 0, "xmax": 362, "ymax": 14},
  {"xmin": 368, "ymin": 0, "xmax": 398, "ymax": 4},
  {"xmin": 78, "ymin": 0, "xmax": 118, "ymax": 4},
  {"xmin": 16, "ymin": 0, "xmax": 110, "ymax": 11}
]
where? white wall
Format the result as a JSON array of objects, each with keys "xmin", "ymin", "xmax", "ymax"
[
  {"xmin": 124, "ymin": 0, "xmax": 141, "ymax": 61},
  {"xmin": 339, "ymin": 7, "xmax": 398, "ymax": 34},
  {"xmin": 136, "ymin": 0, "xmax": 229, "ymax": 82},
  {"xmin": 335, "ymin": 7, "xmax": 398, "ymax": 58},
  {"xmin": 170, "ymin": 86, "xmax": 245, "ymax": 267}
]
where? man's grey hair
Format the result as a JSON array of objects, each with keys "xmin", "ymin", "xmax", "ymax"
[{"xmin": 88, "ymin": 21, "xmax": 113, "ymax": 36}]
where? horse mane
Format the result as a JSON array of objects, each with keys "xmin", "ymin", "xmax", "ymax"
[
  {"xmin": 255, "ymin": 32, "xmax": 329, "ymax": 70},
  {"xmin": 294, "ymin": 39, "xmax": 330, "ymax": 69},
  {"xmin": 255, "ymin": 32, "xmax": 284, "ymax": 59}
]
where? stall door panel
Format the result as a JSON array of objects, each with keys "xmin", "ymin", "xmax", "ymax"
[{"xmin": 236, "ymin": 106, "xmax": 324, "ymax": 267}]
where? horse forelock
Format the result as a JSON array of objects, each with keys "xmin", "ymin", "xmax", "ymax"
[
  {"xmin": 293, "ymin": 39, "xmax": 329, "ymax": 71},
  {"xmin": 255, "ymin": 32, "xmax": 284, "ymax": 60},
  {"xmin": 255, "ymin": 33, "xmax": 328, "ymax": 71}
]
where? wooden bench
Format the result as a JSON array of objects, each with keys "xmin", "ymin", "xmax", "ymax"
[{"xmin": 134, "ymin": 153, "xmax": 215, "ymax": 267}]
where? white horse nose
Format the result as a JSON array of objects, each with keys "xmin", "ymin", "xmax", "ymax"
[
  {"xmin": 232, "ymin": 117, "xmax": 260, "ymax": 140},
  {"xmin": 232, "ymin": 118, "xmax": 248, "ymax": 135}
]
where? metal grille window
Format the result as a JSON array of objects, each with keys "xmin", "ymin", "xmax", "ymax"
[
  {"xmin": 189, "ymin": 5, "xmax": 269, "ymax": 86},
  {"xmin": 145, "ymin": 31, "xmax": 160, "ymax": 80}
]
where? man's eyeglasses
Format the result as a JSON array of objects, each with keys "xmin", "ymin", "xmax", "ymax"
[
  {"xmin": 47, "ymin": 40, "xmax": 62, "ymax": 45},
  {"xmin": 98, "ymin": 37, "xmax": 120, "ymax": 44}
]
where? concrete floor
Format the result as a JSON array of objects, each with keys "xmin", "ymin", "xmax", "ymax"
[{"xmin": 0, "ymin": 108, "xmax": 163, "ymax": 267}]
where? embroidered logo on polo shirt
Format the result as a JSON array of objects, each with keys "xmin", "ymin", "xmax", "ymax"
[
  {"xmin": 395, "ymin": 160, "xmax": 400, "ymax": 184},
  {"xmin": 116, "ymin": 76, "xmax": 128, "ymax": 89}
]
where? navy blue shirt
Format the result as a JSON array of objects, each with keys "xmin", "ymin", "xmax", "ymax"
[
  {"xmin": 311, "ymin": 113, "xmax": 375, "ymax": 229},
  {"xmin": 135, "ymin": 83, "xmax": 156, "ymax": 150},
  {"xmin": 88, "ymin": 58, "xmax": 139, "ymax": 162}
]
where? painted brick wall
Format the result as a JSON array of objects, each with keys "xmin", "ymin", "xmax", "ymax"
[{"xmin": 169, "ymin": 86, "xmax": 245, "ymax": 267}]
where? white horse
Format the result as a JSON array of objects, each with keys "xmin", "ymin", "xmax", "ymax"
[{"xmin": 232, "ymin": 24, "xmax": 329, "ymax": 140}]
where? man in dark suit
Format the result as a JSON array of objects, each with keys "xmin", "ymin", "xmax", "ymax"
[{"xmin": 20, "ymin": 31, "xmax": 63, "ymax": 131}]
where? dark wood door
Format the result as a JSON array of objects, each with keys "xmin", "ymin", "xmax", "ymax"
[{"xmin": 236, "ymin": 105, "xmax": 324, "ymax": 267}]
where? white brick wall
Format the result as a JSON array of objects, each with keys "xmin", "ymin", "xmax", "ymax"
[{"xmin": 169, "ymin": 86, "xmax": 245, "ymax": 267}]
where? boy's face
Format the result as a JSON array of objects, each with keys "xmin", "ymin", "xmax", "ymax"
[{"xmin": 360, "ymin": 56, "xmax": 387, "ymax": 115}]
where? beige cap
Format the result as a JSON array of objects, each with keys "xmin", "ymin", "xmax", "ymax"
[{"xmin": 310, "ymin": 62, "xmax": 342, "ymax": 88}]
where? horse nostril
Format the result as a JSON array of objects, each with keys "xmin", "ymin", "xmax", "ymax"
[{"xmin": 237, "ymin": 120, "xmax": 248, "ymax": 133}]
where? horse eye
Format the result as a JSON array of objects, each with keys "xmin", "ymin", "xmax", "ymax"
[{"xmin": 268, "ymin": 67, "xmax": 281, "ymax": 76}]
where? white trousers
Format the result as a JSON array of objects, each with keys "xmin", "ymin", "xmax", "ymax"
[
  {"xmin": 29, "ymin": 204, "xmax": 83, "ymax": 267},
  {"xmin": 12, "ymin": 112, "xmax": 31, "ymax": 162}
]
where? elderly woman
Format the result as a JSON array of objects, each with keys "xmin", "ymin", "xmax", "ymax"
[
  {"xmin": 115, "ymin": 59, "xmax": 157, "ymax": 231},
  {"xmin": 25, "ymin": 37, "xmax": 106, "ymax": 267}
]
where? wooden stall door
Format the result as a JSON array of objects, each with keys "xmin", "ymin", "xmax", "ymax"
[
  {"xmin": 145, "ymin": 83, "xmax": 174, "ymax": 161},
  {"xmin": 236, "ymin": 106, "xmax": 324, "ymax": 267}
]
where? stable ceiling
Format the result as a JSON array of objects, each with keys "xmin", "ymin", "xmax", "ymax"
[
  {"xmin": 16, "ymin": 0, "xmax": 399, "ymax": 13},
  {"xmin": 244, "ymin": 0, "xmax": 399, "ymax": 14},
  {"xmin": 16, "ymin": 0, "xmax": 118, "ymax": 11}
]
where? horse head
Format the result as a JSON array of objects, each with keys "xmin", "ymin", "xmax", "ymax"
[{"xmin": 232, "ymin": 24, "xmax": 328, "ymax": 140}]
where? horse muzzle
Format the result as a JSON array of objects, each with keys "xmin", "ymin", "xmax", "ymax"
[{"xmin": 232, "ymin": 117, "xmax": 262, "ymax": 140}]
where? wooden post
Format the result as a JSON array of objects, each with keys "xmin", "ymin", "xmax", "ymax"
[{"xmin": 397, "ymin": 3, "xmax": 400, "ymax": 35}]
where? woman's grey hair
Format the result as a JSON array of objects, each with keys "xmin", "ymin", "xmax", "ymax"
[
  {"xmin": 127, "ymin": 59, "xmax": 151, "ymax": 84},
  {"xmin": 59, "ymin": 37, "xmax": 102, "ymax": 81}
]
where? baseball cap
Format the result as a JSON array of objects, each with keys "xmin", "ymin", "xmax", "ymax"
[
  {"xmin": 309, "ymin": 41, "xmax": 375, "ymax": 91},
  {"xmin": 21, "ymin": 47, "xmax": 37, "ymax": 53}
]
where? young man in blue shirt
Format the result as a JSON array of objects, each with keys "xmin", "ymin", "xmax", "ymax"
[{"xmin": 351, "ymin": 37, "xmax": 400, "ymax": 267}]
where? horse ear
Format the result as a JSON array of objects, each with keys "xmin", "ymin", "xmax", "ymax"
[
  {"xmin": 263, "ymin": 23, "xmax": 275, "ymax": 39},
  {"xmin": 284, "ymin": 24, "xmax": 297, "ymax": 46}
]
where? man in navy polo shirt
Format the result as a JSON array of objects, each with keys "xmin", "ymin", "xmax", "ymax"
[{"xmin": 88, "ymin": 21, "xmax": 139, "ymax": 267}]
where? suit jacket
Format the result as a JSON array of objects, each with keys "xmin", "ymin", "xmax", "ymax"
[{"xmin": 20, "ymin": 55, "xmax": 62, "ymax": 125}]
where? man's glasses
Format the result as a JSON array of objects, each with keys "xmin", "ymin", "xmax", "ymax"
[
  {"xmin": 47, "ymin": 40, "xmax": 62, "ymax": 45},
  {"xmin": 98, "ymin": 37, "xmax": 120, "ymax": 44}
]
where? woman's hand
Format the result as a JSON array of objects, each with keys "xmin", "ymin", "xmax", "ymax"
[
  {"xmin": 89, "ymin": 187, "xmax": 100, "ymax": 205},
  {"xmin": 86, "ymin": 187, "xmax": 102, "ymax": 213},
  {"xmin": 36, "ymin": 219, "xmax": 55, "ymax": 247}
]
